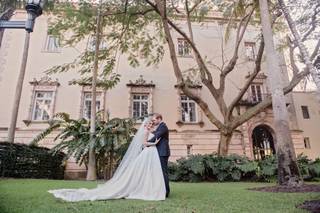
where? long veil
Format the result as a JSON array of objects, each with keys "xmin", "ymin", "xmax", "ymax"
[{"xmin": 101, "ymin": 117, "xmax": 149, "ymax": 183}]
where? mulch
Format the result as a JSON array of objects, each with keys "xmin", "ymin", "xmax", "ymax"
[
  {"xmin": 248, "ymin": 184, "xmax": 320, "ymax": 193},
  {"xmin": 248, "ymin": 184, "xmax": 320, "ymax": 213},
  {"xmin": 297, "ymin": 200, "xmax": 320, "ymax": 213}
]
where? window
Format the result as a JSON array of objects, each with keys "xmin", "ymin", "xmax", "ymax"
[
  {"xmin": 32, "ymin": 91, "xmax": 54, "ymax": 121},
  {"xmin": 87, "ymin": 35, "xmax": 107, "ymax": 52},
  {"xmin": 132, "ymin": 94, "xmax": 149, "ymax": 119},
  {"xmin": 250, "ymin": 84, "xmax": 263, "ymax": 103},
  {"xmin": 245, "ymin": 42, "xmax": 256, "ymax": 60},
  {"xmin": 127, "ymin": 76, "xmax": 154, "ymax": 120},
  {"xmin": 187, "ymin": 145, "xmax": 193, "ymax": 155},
  {"xmin": 82, "ymin": 92, "xmax": 102, "ymax": 120},
  {"xmin": 177, "ymin": 38, "xmax": 191, "ymax": 57},
  {"xmin": 44, "ymin": 35, "xmax": 60, "ymax": 52},
  {"xmin": 301, "ymin": 106, "xmax": 310, "ymax": 119},
  {"xmin": 27, "ymin": 77, "xmax": 59, "ymax": 124},
  {"xmin": 181, "ymin": 95, "xmax": 197, "ymax": 123},
  {"xmin": 304, "ymin": 137, "xmax": 311, "ymax": 149}
]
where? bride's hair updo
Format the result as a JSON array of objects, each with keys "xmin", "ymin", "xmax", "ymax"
[{"xmin": 143, "ymin": 117, "xmax": 153, "ymax": 128}]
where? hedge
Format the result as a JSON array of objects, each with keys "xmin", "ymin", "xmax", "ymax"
[{"xmin": 0, "ymin": 142, "xmax": 65, "ymax": 179}]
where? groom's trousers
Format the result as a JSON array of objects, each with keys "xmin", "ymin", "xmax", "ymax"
[{"xmin": 160, "ymin": 156, "xmax": 170, "ymax": 196}]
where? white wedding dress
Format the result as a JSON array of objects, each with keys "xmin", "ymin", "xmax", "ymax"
[{"xmin": 48, "ymin": 120, "xmax": 166, "ymax": 201}]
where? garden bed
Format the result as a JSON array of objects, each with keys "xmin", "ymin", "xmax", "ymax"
[{"xmin": 249, "ymin": 184, "xmax": 320, "ymax": 193}]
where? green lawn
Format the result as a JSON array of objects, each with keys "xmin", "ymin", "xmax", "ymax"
[{"xmin": 0, "ymin": 179, "xmax": 318, "ymax": 213}]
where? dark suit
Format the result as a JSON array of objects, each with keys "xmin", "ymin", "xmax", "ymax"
[{"xmin": 148, "ymin": 122, "xmax": 170, "ymax": 196}]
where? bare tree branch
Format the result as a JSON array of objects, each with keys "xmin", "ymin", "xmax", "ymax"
[
  {"xmin": 184, "ymin": 0, "xmax": 228, "ymax": 115},
  {"xmin": 295, "ymin": 2, "xmax": 320, "ymax": 46},
  {"xmin": 150, "ymin": 0, "xmax": 225, "ymax": 130},
  {"xmin": 221, "ymin": 6, "xmax": 255, "ymax": 76},
  {"xmin": 227, "ymin": 39, "xmax": 265, "ymax": 119},
  {"xmin": 287, "ymin": 36, "xmax": 300, "ymax": 75},
  {"xmin": 311, "ymin": 38, "xmax": 320, "ymax": 60},
  {"xmin": 231, "ymin": 67, "xmax": 310, "ymax": 129},
  {"xmin": 278, "ymin": 0, "xmax": 320, "ymax": 102},
  {"xmin": 189, "ymin": 0, "xmax": 203, "ymax": 13}
]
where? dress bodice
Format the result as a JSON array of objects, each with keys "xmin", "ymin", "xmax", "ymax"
[{"xmin": 147, "ymin": 133, "xmax": 155, "ymax": 141}]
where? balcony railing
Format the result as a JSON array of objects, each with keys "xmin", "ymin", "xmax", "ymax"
[{"xmin": 239, "ymin": 93, "xmax": 271, "ymax": 106}]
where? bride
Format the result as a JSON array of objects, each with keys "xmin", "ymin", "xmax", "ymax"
[{"xmin": 48, "ymin": 117, "xmax": 166, "ymax": 201}]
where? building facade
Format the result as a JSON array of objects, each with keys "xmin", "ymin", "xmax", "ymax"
[{"xmin": 0, "ymin": 10, "xmax": 319, "ymax": 179}]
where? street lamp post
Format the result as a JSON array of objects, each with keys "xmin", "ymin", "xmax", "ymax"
[{"xmin": 0, "ymin": 0, "xmax": 44, "ymax": 143}]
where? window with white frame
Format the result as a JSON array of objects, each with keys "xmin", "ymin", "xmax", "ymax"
[
  {"xmin": 181, "ymin": 95, "xmax": 197, "ymax": 123},
  {"xmin": 32, "ymin": 91, "xmax": 54, "ymax": 121},
  {"xmin": 250, "ymin": 84, "xmax": 263, "ymax": 103},
  {"xmin": 177, "ymin": 38, "xmax": 191, "ymax": 57},
  {"xmin": 44, "ymin": 35, "xmax": 60, "ymax": 52},
  {"xmin": 245, "ymin": 42, "xmax": 256, "ymax": 60},
  {"xmin": 87, "ymin": 35, "xmax": 107, "ymax": 52},
  {"xmin": 132, "ymin": 94, "xmax": 149, "ymax": 119},
  {"xmin": 82, "ymin": 92, "xmax": 102, "ymax": 120}
]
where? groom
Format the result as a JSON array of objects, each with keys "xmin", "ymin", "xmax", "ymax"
[{"xmin": 148, "ymin": 113, "xmax": 170, "ymax": 198}]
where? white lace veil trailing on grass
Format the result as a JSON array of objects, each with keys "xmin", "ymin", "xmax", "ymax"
[{"xmin": 106, "ymin": 117, "xmax": 150, "ymax": 181}]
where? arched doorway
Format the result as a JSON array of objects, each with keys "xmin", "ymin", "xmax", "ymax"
[{"xmin": 251, "ymin": 125, "xmax": 276, "ymax": 160}]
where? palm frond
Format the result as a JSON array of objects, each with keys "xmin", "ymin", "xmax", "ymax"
[
  {"xmin": 53, "ymin": 112, "xmax": 71, "ymax": 122},
  {"xmin": 29, "ymin": 122, "xmax": 61, "ymax": 146}
]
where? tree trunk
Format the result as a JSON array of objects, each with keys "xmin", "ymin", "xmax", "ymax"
[
  {"xmin": 259, "ymin": 0, "xmax": 302, "ymax": 186},
  {"xmin": 86, "ymin": 0, "xmax": 102, "ymax": 181},
  {"xmin": 278, "ymin": 0, "xmax": 320, "ymax": 102},
  {"xmin": 103, "ymin": 162, "xmax": 107, "ymax": 180},
  {"xmin": 108, "ymin": 148, "xmax": 114, "ymax": 179},
  {"xmin": 7, "ymin": 31, "xmax": 30, "ymax": 143},
  {"xmin": 218, "ymin": 132, "xmax": 233, "ymax": 156}
]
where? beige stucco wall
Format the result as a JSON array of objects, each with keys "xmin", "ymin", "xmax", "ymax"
[
  {"xmin": 0, "ymin": 10, "xmax": 315, "ymax": 178},
  {"xmin": 291, "ymin": 91, "xmax": 320, "ymax": 159}
]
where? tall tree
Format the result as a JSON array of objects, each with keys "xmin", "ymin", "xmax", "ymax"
[
  {"xmin": 145, "ymin": 0, "xmax": 312, "ymax": 155},
  {"xmin": 259, "ymin": 0, "xmax": 301, "ymax": 186},
  {"xmin": 86, "ymin": 0, "xmax": 103, "ymax": 181}
]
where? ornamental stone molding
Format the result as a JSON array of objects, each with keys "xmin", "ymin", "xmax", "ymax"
[
  {"xmin": 29, "ymin": 76, "xmax": 60, "ymax": 87},
  {"xmin": 126, "ymin": 75, "xmax": 155, "ymax": 88},
  {"xmin": 127, "ymin": 75, "xmax": 155, "ymax": 118}
]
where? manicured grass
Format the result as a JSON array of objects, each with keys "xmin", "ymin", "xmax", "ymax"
[{"xmin": 0, "ymin": 179, "xmax": 318, "ymax": 213}]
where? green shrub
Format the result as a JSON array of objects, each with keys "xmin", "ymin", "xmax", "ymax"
[
  {"xmin": 0, "ymin": 142, "xmax": 65, "ymax": 179},
  {"xmin": 169, "ymin": 154, "xmax": 258, "ymax": 182},
  {"xmin": 297, "ymin": 154, "xmax": 320, "ymax": 180},
  {"xmin": 309, "ymin": 158, "xmax": 320, "ymax": 178},
  {"xmin": 169, "ymin": 153, "xmax": 319, "ymax": 182},
  {"xmin": 297, "ymin": 153, "xmax": 311, "ymax": 179},
  {"xmin": 257, "ymin": 155, "xmax": 277, "ymax": 181}
]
